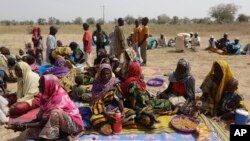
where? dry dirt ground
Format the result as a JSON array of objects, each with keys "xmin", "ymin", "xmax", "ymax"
[{"xmin": 0, "ymin": 34, "xmax": 249, "ymax": 140}]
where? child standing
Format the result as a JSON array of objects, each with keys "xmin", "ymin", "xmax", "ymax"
[{"xmin": 83, "ymin": 23, "xmax": 92, "ymax": 68}]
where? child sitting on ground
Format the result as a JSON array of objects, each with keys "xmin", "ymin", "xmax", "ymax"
[
  {"xmin": 216, "ymin": 79, "xmax": 245, "ymax": 120},
  {"xmin": 26, "ymin": 55, "xmax": 39, "ymax": 73},
  {"xmin": 16, "ymin": 49, "xmax": 25, "ymax": 62},
  {"xmin": 70, "ymin": 75, "xmax": 91, "ymax": 103}
]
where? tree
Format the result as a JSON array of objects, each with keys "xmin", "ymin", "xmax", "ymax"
[
  {"xmin": 37, "ymin": 18, "xmax": 47, "ymax": 25},
  {"xmin": 124, "ymin": 15, "xmax": 135, "ymax": 25},
  {"xmin": 96, "ymin": 18, "xmax": 104, "ymax": 25},
  {"xmin": 157, "ymin": 14, "xmax": 170, "ymax": 24},
  {"xmin": 209, "ymin": 3, "xmax": 239, "ymax": 23},
  {"xmin": 181, "ymin": 17, "xmax": 191, "ymax": 24},
  {"xmin": 237, "ymin": 14, "xmax": 250, "ymax": 22},
  {"xmin": 86, "ymin": 17, "xmax": 95, "ymax": 25},
  {"xmin": 48, "ymin": 17, "xmax": 57, "ymax": 25},
  {"xmin": 170, "ymin": 16, "xmax": 179, "ymax": 24},
  {"xmin": 55, "ymin": 19, "xmax": 60, "ymax": 25},
  {"xmin": 73, "ymin": 17, "xmax": 83, "ymax": 25},
  {"xmin": 149, "ymin": 18, "xmax": 157, "ymax": 24}
]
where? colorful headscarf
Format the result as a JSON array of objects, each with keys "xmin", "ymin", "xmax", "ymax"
[
  {"xmin": 169, "ymin": 58, "xmax": 191, "ymax": 82},
  {"xmin": 121, "ymin": 62, "xmax": 146, "ymax": 97},
  {"xmin": 40, "ymin": 74, "xmax": 83, "ymax": 128},
  {"xmin": 91, "ymin": 64, "xmax": 120, "ymax": 105},
  {"xmin": 125, "ymin": 48, "xmax": 136, "ymax": 61},
  {"xmin": 32, "ymin": 26, "xmax": 40, "ymax": 40},
  {"xmin": 16, "ymin": 62, "xmax": 40, "ymax": 105},
  {"xmin": 46, "ymin": 57, "xmax": 70, "ymax": 78},
  {"xmin": 203, "ymin": 60, "xmax": 238, "ymax": 114}
]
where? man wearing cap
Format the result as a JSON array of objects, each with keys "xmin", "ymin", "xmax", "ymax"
[
  {"xmin": 158, "ymin": 33, "xmax": 167, "ymax": 47},
  {"xmin": 206, "ymin": 35, "xmax": 217, "ymax": 49},
  {"xmin": 216, "ymin": 33, "xmax": 230, "ymax": 50},
  {"xmin": 190, "ymin": 32, "xmax": 200, "ymax": 51},
  {"xmin": 226, "ymin": 37, "xmax": 242, "ymax": 55}
]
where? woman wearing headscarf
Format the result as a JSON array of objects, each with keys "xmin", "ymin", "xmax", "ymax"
[
  {"xmin": 158, "ymin": 58, "xmax": 195, "ymax": 114},
  {"xmin": 8, "ymin": 62, "xmax": 40, "ymax": 118},
  {"xmin": 32, "ymin": 26, "xmax": 43, "ymax": 65},
  {"xmin": 200, "ymin": 60, "xmax": 246, "ymax": 116},
  {"xmin": 6, "ymin": 74, "xmax": 83, "ymax": 140},
  {"xmin": 90, "ymin": 63, "xmax": 136, "ymax": 134},
  {"xmin": 121, "ymin": 62, "xmax": 171, "ymax": 128},
  {"xmin": 115, "ymin": 48, "xmax": 137, "ymax": 81},
  {"xmin": 45, "ymin": 57, "xmax": 70, "ymax": 78}
]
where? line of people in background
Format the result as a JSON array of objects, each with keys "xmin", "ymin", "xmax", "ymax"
[{"xmin": 205, "ymin": 33, "xmax": 242, "ymax": 55}]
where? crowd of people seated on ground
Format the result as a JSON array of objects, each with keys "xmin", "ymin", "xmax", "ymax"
[{"xmin": 0, "ymin": 20, "xmax": 248, "ymax": 140}]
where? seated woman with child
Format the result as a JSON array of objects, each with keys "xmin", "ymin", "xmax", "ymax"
[
  {"xmin": 90, "ymin": 63, "xmax": 136, "ymax": 135},
  {"xmin": 121, "ymin": 62, "xmax": 171, "ymax": 128},
  {"xmin": 158, "ymin": 58, "xmax": 195, "ymax": 114},
  {"xmin": 200, "ymin": 60, "xmax": 247, "ymax": 119}
]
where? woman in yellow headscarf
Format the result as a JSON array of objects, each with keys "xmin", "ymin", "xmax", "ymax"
[
  {"xmin": 8, "ymin": 62, "xmax": 40, "ymax": 118},
  {"xmin": 200, "ymin": 60, "xmax": 237, "ymax": 116}
]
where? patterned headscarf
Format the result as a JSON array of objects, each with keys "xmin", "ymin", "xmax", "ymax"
[
  {"xmin": 46, "ymin": 57, "xmax": 69, "ymax": 78},
  {"xmin": 91, "ymin": 63, "xmax": 120, "ymax": 105},
  {"xmin": 125, "ymin": 48, "xmax": 136, "ymax": 61},
  {"xmin": 121, "ymin": 62, "xmax": 146, "ymax": 97}
]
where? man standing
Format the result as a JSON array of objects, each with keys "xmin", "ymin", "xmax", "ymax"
[
  {"xmin": 92, "ymin": 23, "xmax": 108, "ymax": 56},
  {"xmin": 138, "ymin": 17, "xmax": 149, "ymax": 66},
  {"xmin": 114, "ymin": 18, "xmax": 126, "ymax": 60},
  {"xmin": 46, "ymin": 26, "xmax": 57, "ymax": 63},
  {"xmin": 132, "ymin": 19, "xmax": 141, "ymax": 62}
]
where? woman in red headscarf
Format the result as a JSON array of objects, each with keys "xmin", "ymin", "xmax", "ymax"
[
  {"xmin": 121, "ymin": 62, "xmax": 171, "ymax": 128},
  {"xmin": 32, "ymin": 26, "xmax": 43, "ymax": 65}
]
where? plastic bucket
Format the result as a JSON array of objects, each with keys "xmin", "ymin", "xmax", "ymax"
[
  {"xmin": 38, "ymin": 64, "xmax": 52, "ymax": 76},
  {"xmin": 235, "ymin": 109, "xmax": 249, "ymax": 125}
]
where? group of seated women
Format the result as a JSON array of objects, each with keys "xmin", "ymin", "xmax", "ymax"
[{"xmin": 0, "ymin": 45, "xmax": 247, "ymax": 139}]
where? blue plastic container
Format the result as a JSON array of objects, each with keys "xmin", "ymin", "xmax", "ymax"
[
  {"xmin": 38, "ymin": 64, "xmax": 52, "ymax": 76},
  {"xmin": 235, "ymin": 109, "xmax": 249, "ymax": 125}
]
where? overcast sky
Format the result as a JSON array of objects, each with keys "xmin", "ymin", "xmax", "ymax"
[{"xmin": 0, "ymin": 0, "xmax": 249, "ymax": 21}]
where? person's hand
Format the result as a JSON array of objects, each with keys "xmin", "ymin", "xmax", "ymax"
[
  {"xmin": 156, "ymin": 91, "xmax": 162, "ymax": 98},
  {"xmin": 138, "ymin": 42, "xmax": 142, "ymax": 47},
  {"xmin": 107, "ymin": 114, "xmax": 116, "ymax": 124},
  {"xmin": 212, "ymin": 116, "xmax": 221, "ymax": 122},
  {"xmin": 5, "ymin": 123, "xmax": 27, "ymax": 132},
  {"xmin": 9, "ymin": 103, "xmax": 17, "ymax": 112}
]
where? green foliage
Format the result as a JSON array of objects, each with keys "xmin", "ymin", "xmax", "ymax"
[
  {"xmin": 86, "ymin": 17, "xmax": 95, "ymax": 25},
  {"xmin": 157, "ymin": 14, "xmax": 170, "ymax": 24},
  {"xmin": 96, "ymin": 18, "xmax": 104, "ymax": 25},
  {"xmin": 37, "ymin": 18, "xmax": 47, "ymax": 25},
  {"xmin": 209, "ymin": 3, "xmax": 239, "ymax": 23},
  {"xmin": 170, "ymin": 16, "xmax": 179, "ymax": 24},
  {"xmin": 237, "ymin": 14, "xmax": 250, "ymax": 22},
  {"xmin": 124, "ymin": 15, "xmax": 135, "ymax": 25},
  {"xmin": 73, "ymin": 17, "xmax": 83, "ymax": 25}
]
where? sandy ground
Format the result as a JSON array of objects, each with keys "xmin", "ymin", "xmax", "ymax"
[{"xmin": 0, "ymin": 36, "xmax": 250, "ymax": 140}]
